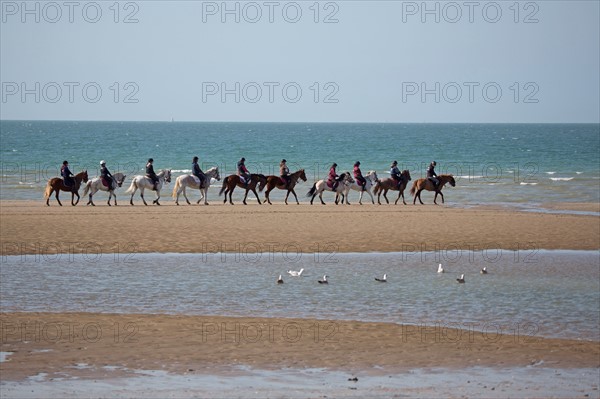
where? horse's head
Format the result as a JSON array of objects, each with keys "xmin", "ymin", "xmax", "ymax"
[
  {"xmin": 298, "ymin": 169, "xmax": 307, "ymax": 182},
  {"xmin": 341, "ymin": 172, "xmax": 355, "ymax": 184},
  {"xmin": 115, "ymin": 173, "xmax": 126, "ymax": 187},
  {"xmin": 213, "ymin": 167, "xmax": 221, "ymax": 181},
  {"xmin": 161, "ymin": 169, "xmax": 172, "ymax": 183},
  {"xmin": 446, "ymin": 175, "xmax": 456, "ymax": 187},
  {"xmin": 403, "ymin": 170, "xmax": 412, "ymax": 181},
  {"xmin": 80, "ymin": 170, "xmax": 89, "ymax": 183},
  {"xmin": 367, "ymin": 170, "xmax": 378, "ymax": 182},
  {"xmin": 257, "ymin": 174, "xmax": 267, "ymax": 192}
]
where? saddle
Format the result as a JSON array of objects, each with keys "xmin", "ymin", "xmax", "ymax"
[
  {"xmin": 326, "ymin": 179, "xmax": 335, "ymax": 189},
  {"xmin": 101, "ymin": 177, "xmax": 112, "ymax": 188},
  {"xmin": 279, "ymin": 176, "xmax": 287, "ymax": 185},
  {"xmin": 192, "ymin": 175, "xmax": 206, "ymax": 188}
]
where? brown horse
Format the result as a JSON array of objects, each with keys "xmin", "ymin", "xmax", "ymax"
[
  {"xmin": 43, "ymin": 170, "xmax": 89, "ymax": 206},
  {"xmin": 264, "ymin": 169, "xmax": 307, "ymax": 205},
  {"xmin": 409, "ymin": 174, "xmax": 456, "ymax": 205},
  {"xmin": 219, "ymin": 173, "xmax": 267, "ymax": 205},
  {"xmin": 373, "ymin": 170, "xmax": 412, "ymax": 205}
]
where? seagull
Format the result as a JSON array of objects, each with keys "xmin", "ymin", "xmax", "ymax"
[
  {"xmin": 456, "ymin": 274, "xmax": 465, "ymax": 283},
  {"xmin": 318, "ymin": 275, "xmax": 328, "ymax": 284},
  {"xmin": 480, "ymin": 267, "xmax": 488, "ymax": 274},
  {"xmin": 437, "ymin": 264, "xmax": 444, "ymax": 273},
  {"xmin": 375, "ymin": 274, "xmax": 387, "ymax": 282},
  {"xmin": 277, "ymin": 275, "xmax": 284, "ymax": 284},
  {"xmin": 287, "ymin": 268, "xmax": 304, "ymax": 277}
]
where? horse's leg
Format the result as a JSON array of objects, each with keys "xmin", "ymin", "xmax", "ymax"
[
  {"xmin": 394, "ymin": 191, "xmax": 401, "ymax": 205},
  {"xmin": 358, "ymin": 190, "xmax": 363, "ymax": 205},
  {"xmin": 417, "ymin": 189, "xmax": 424, "ymax": 205},
  {"xmin": 183, "ymin": 186, "xmax": 191, "ymax": 205},
  {"xmin": 264, "ymin": 186, "xmax": 273, "ymax": 205},
  {"xmin": 252, "ymin": 188, "xmax": 262, "ymax": 205},
  {"xmin": 284, "ymin": 189, "xmax": 291, "ymax": 205},
  {"xmin": 319, "ymin": 191, "xmax": 326, "ymax": 205},
  {"xmin": 439, "ymin": 191, "xmax": 445, "ymax": 204},
  {"xmin": 401, "ymin": 190, "xmax": 407, "ymax": 205},
  {"xmin": 154, "ymin": 190, "xmax": 161, "ymax": 205},
  {"xmin": 229, "ymin": 188, "xmax": 234, "ymax": 205},
  {"xmin": 71, "ymin": 191, "xmax": 78, "ymax": 206},
  {"xmin": 367, "ymin": 189, "xmax": 375, "ymax": 205},
  {"xmin": 87, "ymin": 187, "xmax": 95, "ymax": 206},
  {"xmin": 55, "ymin": 189, "xmax": 63, "ymax": 206},
  {"xmin": 383, "ymin": 189, "xmax": 390, "ymax": 204},
  {"xmin": 291, "ymin": 189, "xmax": 299, "ymax": 205},
  {"xmin": 202, "ymin": 188, "xmax": 209, "ymax": 205},
  {"xmin": 140, "ymin": 187, "xmax": 149, "ymax": 206},
  {"xmin": 113, "ymin": 190, "xmax": 118, "ymax": 206},
  {"xmin": 377, "ymin": 191, "xmax": 382, "ymax": 205}
]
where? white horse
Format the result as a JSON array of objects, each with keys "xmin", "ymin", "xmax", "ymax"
[
  {"xmin": 172, "ymin": 167, "xmax": 221, "ymax": 205},
  {"xmin": 82, "ymin": 172, "xmax": 127, "ymax": 206},
  {"xmin": 306, "ymin": 172, "xmax": 354, "ymax": 205},
  {"xmin": 336, "ymin": 170, "xmax": 379, "ymax": 205},
  {"xmin": 124, "ymin": 169, "xmax": 171, "ymax": 206}
]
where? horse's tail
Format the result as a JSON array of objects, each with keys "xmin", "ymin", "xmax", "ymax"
[
  {"xmin": 124, "ymin": 179, "xmax": 137, "ymax": 194},
  {"xmin": 409, "ymin": 180, "xmax": 417, "ymax": 195},
  {"xmin": 258, "ymin": 174, "xmax": 267, "ymax": 192},
  {"xmin": 373, "ymin": 180, "xmax": 380, "ymax": 195},
  {"xmin": 82, "ymin": 180, "xmax": 91, "ymax": 196},
  {"xmin": 43, "ymin": 181, "xmax": 52, "ymax": 200},
  {"xmin": 218, "ymin": 176, "xmax": 229, "ymax": 196},
  {"xmin": 306, "ymin": 182, "xmax": 317, "ymax": 197},
  {"xmin": 172, "ymin": 177, "xmax": 181, "ymax": 198}
]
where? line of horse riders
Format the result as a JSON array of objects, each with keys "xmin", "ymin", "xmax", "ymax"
[{"xmin": 43, "ymin": 157, "xmax": 456, "ymax": 207}]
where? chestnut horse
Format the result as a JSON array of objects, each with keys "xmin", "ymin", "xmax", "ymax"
[
  {"xmin": 263, "ymin": 169, "xmax": 307, "ymax": 205},
  {"xmin": 373, "ymin": 170, "xmax": 412, "ymax": 205},
  {"xmin": 43, "ymin": 170, "xmax": 89, "ymax": 206},
  {"xmin": 410, "ymin": 174, "xmax": 456, "ymax": 205},
  {"xmin": 219, "ymin": 174, "xmax": 267, "ymax": 205}
]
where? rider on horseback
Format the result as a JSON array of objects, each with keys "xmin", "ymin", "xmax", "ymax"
[
  {"xmin": 280, "ymin": 159, "xmax": 290, "ymax": 189},
  {"xmin": 237, "ymin": 157, "xmax": 251, "ymax": 187},
  {"xmin": 61, "ymin": 161, "xmax": 76, "ymax": 192},
  {"xmin": 328, "ymin": 163, "xmax": 339, "ymax": 191},
  {"xmin": 100, "ymin": 160, "xmax": 114, "ymax": 190},
  {"xmin": 427, "ymin": 161, "xmax": 439, "ymax": 190},
  {"xmin": 354, "ymin": 161, "xmax": 367, "ymax": 191},
  {"xmin": 390, "ymin": 160, "xmax": 402, "ymax": 189},
  {"xmin": 192, "ymin": 156, "xmax": 206, "ymax": 188},
  {"xmin": 146, "ymin": 158, "xmax": 159, "ymax": 191}
]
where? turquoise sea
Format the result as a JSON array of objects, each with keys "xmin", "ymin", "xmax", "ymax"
[{"xmin": 1, "ymin": 121, "xmax": 599, "ymax": 207}]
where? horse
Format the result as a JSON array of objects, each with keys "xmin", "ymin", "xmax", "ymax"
[
  {"xmin": 82, "ymin": 172, "xmax": 127, "ymax": 206},
  {"xmin": 172, "ymin": 167, "xmax": 221, "ymax": 205},
  {"xmin": 306, "ymin": 172, "xmax": 354, "ymax": 205},
  {"xmin": 43, "ymin": 170, "xmax": 89, "ymax": 206},
  {"xmin": 218, "ymin": 174, "xmax": 267, "ymax": 205},
  {"xmin": 336, "ymin": 170, "xmax": 379, "ymax": 205},
  {"xmin": 263, "ymin": 169, "xmax": 307, "ymax": 205},
  {"xmin": 373, "ymin": 170, "xmax": 412, "ymax": 205},
  {"xmin": 410, "ymin": 174, "xmax": 456, "ymax": 205},
  {"xmin": 124, "ymin": 169, "xmax": 172, "ymax": 206}
]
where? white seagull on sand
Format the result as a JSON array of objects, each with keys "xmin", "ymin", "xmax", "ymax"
[
  {"xmin": 287, "ymin": 268, "xmax": 304, "ymax": 277},
  {"xmin": 437, "ymin": 264, "xmax": 444, "ymax": 273}
]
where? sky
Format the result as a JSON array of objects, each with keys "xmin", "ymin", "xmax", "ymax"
[{"xmin": 1, "ymin": 0, "xmax": 599, "ymax": 123}]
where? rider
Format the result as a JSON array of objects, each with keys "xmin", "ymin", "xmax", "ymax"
[
  {"xmin": 192, "ymin": 156, "xmax": 206, "ymax": 187},
  {"xmin": 390, "ymin": 160, "xmax": 402, "ymax": 189},
  {"xmin": 146, "ymin": 158, "xmax": 159, "ymax": 191},
  {"xmin": 353, "ymin": 161, "xmax": 367, "ymax": 191},
  {"xmin": 280, "ymin": 159, "xmax": 290, "ymax": 188},
  {"xmin": 328, "ymin": 163, "xmax": 339, "ymax": 191},
  {"xmin": 61, "ymin": 160, "xmax": 76, "ymax": 192},
  {"xmin": 427, "ymin": 160, "xmax": 439, "ymax": 189},
  {"xmin": 237, "ymin": 157, "xmax": 251, "ymax": 186},
  {"xmin": 100, "ymin": 160, "xmax": 114, "ymax": 189}
]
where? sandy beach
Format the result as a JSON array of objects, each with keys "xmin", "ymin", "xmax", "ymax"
[
  {"xmin": 1, "ymin": 200, "xmax": 599, "ymax": 396},
  {"xmin": 1, "ymin": 200, "xmax": 598, "ymax": 256}
]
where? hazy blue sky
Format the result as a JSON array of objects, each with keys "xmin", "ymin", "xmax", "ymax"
[{"xmin": 1, "ymin": 1, "xmax": 599, "ymax": 122}]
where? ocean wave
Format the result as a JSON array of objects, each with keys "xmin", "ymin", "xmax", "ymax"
[
  {"xmin": 457, "ymin": 175, "xmax": 484, "ymax": 179},
  {"xmin": 520, "ymin": 182, "xmax": 538, "ymax": 185},
  {"xmin": 172, "ymin": 169, "xmax": 191, "ymax": 173},
  {"xmin": 576, "ymin": 172, "xmax": 583, "ymax": 174},
  {"xmin": 550, "ymin": 177, "xmax": 574, "ymax": 181},
  {"xmin": 546, "ymin": 172, "xmax": 556, "ymax": 175}
]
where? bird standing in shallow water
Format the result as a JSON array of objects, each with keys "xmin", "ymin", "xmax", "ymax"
[
  {"xmin": 480, "ymin": 267, "xmax": 488, "ymax": 274},
  {"xmin": 456, "ymin": 274, "xmax": 465, "ymax": 283},
  {"xmin": 437, "ymin": 264, "xmax": 444, "ymax": 273},
  {"xmin": 277, "ymin": 275, "xmax": 284, "ymax": 284},
  {"xmin": 375, "ymin": 274, "xmax": 387, "ymax": 282},
  {"xmin": 318, "ymin": 275, "xmax": 328, "ymax": 284}
]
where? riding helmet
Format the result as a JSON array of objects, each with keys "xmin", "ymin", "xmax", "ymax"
[
  {"xmin": 281, "ymin": 159, "xmax": 287, "ymax": 163},
  {"xmin": 63, "ymin": 160, "xmax": 68, "ymax": 165},
  {"xmin": 354, "ymin": 161, "xmax": 360, "ymax": 166},
  {"xmin": 392, "ymin": 160, "xmax": 398, "ymax": 165},
  {"xmin": 240, "ymin": 157, "xmax": 245, "ymax": 162},
  {"xmin": 432, "ymin": 161, "xmax": 436, "ymax": 166},
  {"xmin": 100, "ymin": 160, "xmax": 106, "ymax": 165},
  {"xmin": 193, "ymin": 156, "xmax": 199, "ymax": 161},
  {"xmin": 148, "ymin": 158, "xmax": 154, "ymax": 163}
]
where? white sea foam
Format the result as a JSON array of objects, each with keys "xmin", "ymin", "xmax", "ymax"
[
  {"xmin": 171, "ymin": 169, "xmax": 191, "ymax": 173},
  {"xmin": 550, "ymin": 177, "xmax": 574, "ymax": 181},
  {"xmin": 520, "ymin": 182, "xmax": 538, "ymax": 185},
  {"xmin": 546, "ymin": 172, "xmax": 556, "ymax": 175}
]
